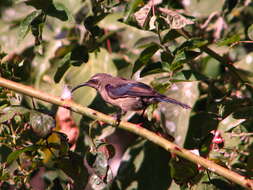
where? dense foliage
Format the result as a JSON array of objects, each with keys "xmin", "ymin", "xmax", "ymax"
[{"xmin": 0, "ymin": 0, "xmax": 253, "ymax": 189}]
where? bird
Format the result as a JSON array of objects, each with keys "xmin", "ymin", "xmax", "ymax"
[{"xmin": 71, "ymin": 73, "xmax": 191, "ymax": 121}]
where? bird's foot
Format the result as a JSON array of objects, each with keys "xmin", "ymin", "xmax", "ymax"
[
  {"xmin": 111, "ymin": 113, "xmax": 122, "ymax": 126},
  {"xmin": 112, "ymin": 110, "xmax": 126, "ymax": 126}
]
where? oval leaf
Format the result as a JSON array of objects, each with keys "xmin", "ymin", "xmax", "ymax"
[
  {"xmin": 7, "ymin": 145, "xmax": 39, "ymax": 165},
  {"xmin": 132, "ymin": 43, "xmax": 160, "ymax": 75}
]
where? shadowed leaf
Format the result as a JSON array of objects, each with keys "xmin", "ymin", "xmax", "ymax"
[
  {"xmin": 25, "ymin": 0, "xmax": 71, "ymax": 21},
  {"xmin": 132, "ymin": 43, "xmax": 160, "ymax": 75}
]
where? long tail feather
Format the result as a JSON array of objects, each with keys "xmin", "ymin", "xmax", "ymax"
[{"xmin": 155, "ymin": 96, "xmax": 191, "ymax": 109}]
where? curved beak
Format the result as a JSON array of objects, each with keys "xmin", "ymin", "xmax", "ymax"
[{"xmin": 71, "ymin": 82, "xmax": 88, "ymax": 93}]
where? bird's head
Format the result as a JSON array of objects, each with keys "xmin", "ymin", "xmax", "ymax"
[{"xmin": 71, "ymin": 73, "xmax": 112, "ymax": 93}]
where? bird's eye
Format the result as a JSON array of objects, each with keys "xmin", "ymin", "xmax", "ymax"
[{"xmin": 88, "ymin": 79, "xmax": 98, "ymax": 84}]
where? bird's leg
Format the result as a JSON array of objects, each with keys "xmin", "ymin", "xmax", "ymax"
[
  {"xmin": 113, "ymin": 109, "xmax": 126, "ymax": 126},
  {"xmin": 138, "ymin": 100, "xmax": 149, "ymax": 121},
  {"xmin": 140, "ymin": 107, "xmax": 146, "ymax": 118},
  {"xmin": 135, "ymin": 108, "xmax": 146, "ymax": 125}
]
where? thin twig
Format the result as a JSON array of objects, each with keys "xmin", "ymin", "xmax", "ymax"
[{"xmin": 230, "ymin": 40, "xmax": 253, "ymax": 48}]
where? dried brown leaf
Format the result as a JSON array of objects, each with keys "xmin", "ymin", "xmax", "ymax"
[{"xmin": 159, "ymin": 8, "xmax": 194, "ymax": 29}]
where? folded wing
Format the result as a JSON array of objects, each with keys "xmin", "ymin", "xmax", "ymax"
[{"xmin": 105, "ymin": 83, "xmax": 157, "ymax": 99}]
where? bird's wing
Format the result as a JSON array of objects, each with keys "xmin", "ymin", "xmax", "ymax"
[{"xmin": 105, "ymin": 83, "xmax": 157, "ymax": 99}]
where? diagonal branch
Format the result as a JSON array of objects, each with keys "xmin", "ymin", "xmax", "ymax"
[{"xmin": 0, "ymin": 77, "xmax": 252, "ymax": 189}]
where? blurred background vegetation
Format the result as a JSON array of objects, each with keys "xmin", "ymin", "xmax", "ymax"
[{"xmin": 0, "ymin": 0, "xmax": 253, "ymax": 189}]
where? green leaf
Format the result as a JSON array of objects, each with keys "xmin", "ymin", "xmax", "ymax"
[
  {"xmin": 54, "ymin": 45, "xmax": 74, "ymax": 58},
  {"xmin": 200, "ymin": 56, "xmax": 221, "ymax": 78},
  {"xmin": 124, "ymin": 0, "xmax": 143, "ymax": 23},
  {"xmin": 132, "ymin": 43, "xmax": 160, "ymax": 74},
  {"xmin": 172, "ymin": 70, "xmax": 209, "ymax": 81},
  {"xmin": 194, "ymin": 175, "xmax": 234, "ymax": 190},
  {"xmin": 247, "ymin": 24, "xmax": 253, "ymax": 40},
  {"xmin": 176, "ymin": 38, "xmax": 208, "ymax": 52},
  {"xmin": 54, "ymin": 53, "xmax": 71, "ymax": 83},
  {"xmin": 161, "ymin": 61, "xmax": 184, "ymax": 72},
  {"xmin": 25, "ymin": 0, "xmax": 70, "ymax": 21},
  {"xmin": 57, "ymin": 152, "xmax": 89, "ymax": 189},
  {"xmin": 162, "ymin": 29, "xmax": 181, "ymax": 43},
  {"xmin": 54, "ymin": 45, "xmax": 89, "ymax": 82},
  {"xmin": 134, "ymin": 36, "xmax": 159, "ymax": 48},
  {"xmin": 0, "ymin": 106, "xmax": 30, "ymax": 123},
  {"xmin": 30, "ymin": 11, "xmax": 46, "ymax": 46},
  {"xmin": 217, "ymin": 34, "xmax": 240, "ymax": 46},
  {"xmin": 113, "ymin": 140, "xmax": 171, "ymax": 190},
  {"xmin": 232, "ymin": 106, "xmax": 253, "ymax": 120},
  {"xmin": 140, "ymin": 62, "xmax": 164, "ymax": 77},
  {"xmin": 161, "ymin": 61, "xmax": 172, "ymax": 72},
  {"xmin": 7, "ymin": 145, "xmax": 39, "ymax": 165},
  {"xmin": 70, "ymin": 45, "xmax": 89, "ymax": 66},
  {"xmin": 173, "ymin": 50, "xmax": 201, "ymax": 65},
  {"xmin": 169, "ymin": 157, "xmax": 199, "ymax": 185},
  {"xmin": 53, "ymin": 2, "xmax": 74, "ymax": 22},
  {"xmin": 18, "ymin": 10, "xmax": 43, "ymax": 42},
  {"xmin": 151, "ymin": 81, "xmax": 171, "ymax": 94},
  {"xmin": 0, "ymin": 111, "xmax": 16, "ymax": 123},
  {"xmin": 0, "ymin": 145, "xmax": 12, "ymax": 163}
]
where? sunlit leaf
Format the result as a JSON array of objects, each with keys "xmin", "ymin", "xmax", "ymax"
[
  {"xmin": 200, "ymin": 56, "xmax": 221, "ymax": 78},
  {"xmin": 217, "ymin": 34, "xmax": 240, "ymax": 46},
  {"xmin": 247, "ymin": 24, "xmax": 253, "ymax": 40},
  {"xmin": 19, "ymin": 10, "xmax": 43, "ymax": 42},
  {"xmin": 53, "ymin": 2, "xmax": 74, "ymax": 22}
]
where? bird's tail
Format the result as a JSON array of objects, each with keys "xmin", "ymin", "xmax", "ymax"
[{"xmin": 155, "ymin": 95, "xmax": 191, "ymax": 109}]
